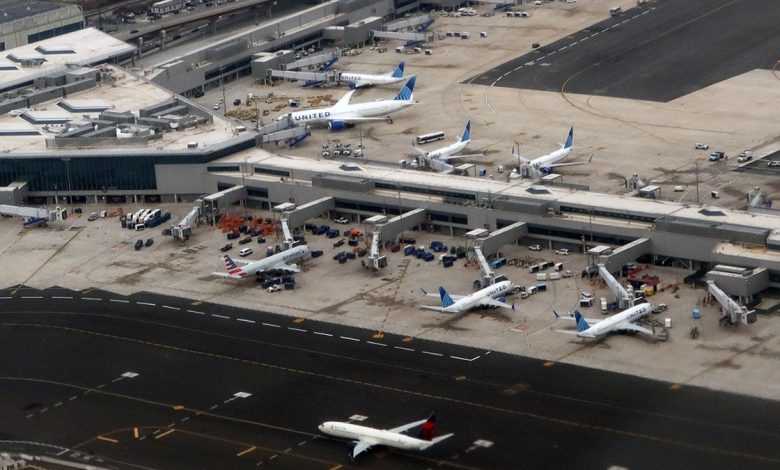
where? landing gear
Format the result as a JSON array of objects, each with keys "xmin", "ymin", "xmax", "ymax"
[{"xmin": 385, "ymin": 116, "xmax": 393, "ymax": 124}]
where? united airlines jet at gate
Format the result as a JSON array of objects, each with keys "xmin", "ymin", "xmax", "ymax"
[
  {"xmin": 212, "ymin": 245, "xmax": 310, "ymax": 279},
  {"xmin": 412, "ymin": 120, "xmax": 483, "ymax": 164},
  {"xmin": 421, "ymin": 280, "xmax": 515, "ymax": 314},
  {"xmin": 339, "ymin": 62, "xmax": 405, "ymax": 89},
  {"xmin": 318, "ymin": 413, "xmax": 453, "ymax": 460},
  {"xmin": 553, "ymin": 303, "xmax": 654, "ymax": 341},
  {"xmin": 279, "ymin": 76, "xmax": 417, "ymax": 131},
  {"xmin": 513, "ymin": 127, "xmax": 588, "ymax": 177}
]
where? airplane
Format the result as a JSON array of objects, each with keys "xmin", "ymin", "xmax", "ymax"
[
  {"xmin": 511, "ymin": 127, "xmax": 589, "ymax": 178},
  {"xmin": 279, "ymin": 76, "xmax": 417, "ymax": 131},
  {"xmin": 212, "ymin": 245, "xmax": 310, "ymax": 279},
  {"xmin": 553, "ymin": 303, "xmax": 654, "ymax": 341},
  {"xmin": 421, "ymin": 280, "xmax": 515, "ymax": 314},
  {"xmin": 411, "ymin": 120, "xmax": 484, "ymax": 173},
  {"xmin": 318, "ymin": 413, "xmax": 453, "ymax": 460},
  {"xmin": 339, "ymin": 62, "xmax": 406, "ymax": 89}
]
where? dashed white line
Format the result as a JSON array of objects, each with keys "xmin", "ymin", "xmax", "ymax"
[
  {"xmin": 82, "ymin": 297, "xmax": 101, "ymax": 301},
  {"xmin": 39, "ymin": 407, "xmax": 48, "ymax": 413},
  {"xmin": 559, "ymin": 45, "xmax": 567, "ymax": 50},
  {"xmin": 0, "ymin": 296, "xmax": 12, "ymax": 299},
  {"xmin": 96, "ymin": 384, "xmax": 106, "ymax": 389},
  {"xmin": 262, "ymin": 322, "xmax": 281, "ymax": 328},
  {"xmin": 283, "ymin": 448, "xmax": 292, "ymax": 454},
  {"xmin": 180, "ymin": 417, "xmax": 190, "ymax": 422},
  {"xmin": 51, "ymin": 296, "xmax": 73, "ymax": 300},
  {"xmin": 394, "ymin": 346, "xmax": 414, "ymax": 352},
  {"xmin": 422, "ymin": 351, "xmax": 443, "ymax": 357},
  {"xmin": 269, "ymin": 455, "xmax": 277, "ymax": 460},
  {"xmin": 209, "ymin": 404, "xmax": 218, "ymax": 410},
  {"xmin": 288, "ymin": 327, "xmax": 307, "ymax": 332},
  {"xmin": 138, "ymin": 302, "xmax": 156, "ymax": 306},
  {"xmin": 297, "ymin": 441, "xmax": 307, "ymax": 447},
  {"xmin": 166, "ymin": 422, "xmax": 176, "ymax": 428},
  {"xmin": 152, "ymin": 430, "xmax": 161, "ymax": 435},
  {"xmin": 313, "ymin": 331, "xmax": 333, "ymax": 337},
  {"xmin": 109, "ymin": 299, "xmax": 129, "ymax": 304},
  {"xmin": 54, "ymin": 402, "xmax": 63, "ymax": 407},
  {"xmin": 237, "ymin": 318, "xmax": 255, "ymax": 323},
  {"xmin": 339, "ymin": 336, "xmax": 359, "ymax": 342},
  {"xmin": 186, "ymin": 309, "xmax": 204, "ymax": 315},
  {"xmin": 21, "ymin": 296, "xmax": 43, "ymax": 299},
  {"xmin": 25, "ymin": 413, "xmax": 34, "ymax": 418},
  {"xmin": 450, "ymin": 355, "xmax": 477, "ymax": 362},
  {"xmin": 211, "ymin": 314, "xmax": 230, "ymax": 319},
  {"xmin": 366, "ymin": 341, "xmax": 386, "ymax": 347},
  {"xmin": 68, "ymin": 396, "xmax": 77, "ymax": 401},
  {"xmin": 162, "ymin": 305, "xmax": 180, "ymax": 311}
]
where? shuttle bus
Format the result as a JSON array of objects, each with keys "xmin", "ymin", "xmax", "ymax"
[
  {"xmin": 151, "ymin": 0, "xmax": 184, "ymax": 15},
  {"xmin": 415, "ymin": 131, "xmax": 445, "ymax": 145}
]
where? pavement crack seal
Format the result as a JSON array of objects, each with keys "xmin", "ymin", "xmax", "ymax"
[
  {"xmin": 11, "ymin": 227, "xmax": 83, "ymax": 296},
  {"xmin": 2, "ymin": 322, "xmax": 779, "ymax": 465}
]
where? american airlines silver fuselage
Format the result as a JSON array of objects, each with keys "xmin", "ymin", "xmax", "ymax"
[
  {"xmin": 445, "ymin": 280, "xmax": 513, "ymax": 313},
  {"xmin": 319, "ymin": 422, "xmax": 434, "ymax": 452}
]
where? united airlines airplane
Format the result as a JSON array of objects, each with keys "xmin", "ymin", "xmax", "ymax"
[
  {"xmin": 553, "ymin": 303, "xmax": 654, "ymax": 341},
  {"xmin": 339, "ymin": 62, "xmax": 405, "ymax": 88},
  {"xmin": 421, "ymin": 280, "xmax": 515, "ymax": 314}
]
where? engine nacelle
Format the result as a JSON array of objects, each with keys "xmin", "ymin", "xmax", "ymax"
[
  {"xmin": 348, "ymin": 81, "xmax": 359, "ymax": 89},
  {"xmin": 540, "ymin": 166, "xmax": 555, "ymax": 175},
  {"xmin": 328, "ymin": 120, "xmax": 347, "ymax": 131}
]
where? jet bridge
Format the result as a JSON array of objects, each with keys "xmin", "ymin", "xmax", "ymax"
[
  {"xmin": 598, "ymin": 264, "xmax": 633, "ymax": 309},
  {"xmin": 269, "ymin": 69, "xmax": 335, "ymax": 84},
  {"xmin": 383, "ymin": 15, "xmax": 434, "ymax": 32},
  {"xmin": 706, "ymin": 280, "xmax": 757, "ymax": 326},
  {"xmin": 480, "ymin": 221, "xmax": 528, "ymax": 256},
  {"xmin": 377, "ymin": 208, "xmax": 427, "ymax": 242},
  {"xmin": 282, "ymin": 52, "xmax": 338, "ymax": 71},
  {"xmin": 280, "ymin": 197, "xmax": 335, "ymax": 229},
  {"xmin": 473, "ymin": 246, "xmax": 495, "ymax": 287},
  {"xmin": 597, "ymin": 238, "xmax": 652, "ymax": 273},
  {"xmin": 0, "ymin": 204, "xmax": 66, "ymax": 226},
  {"xmin": 362, "ymin": 231, "xmax": 388, "ymax": 271},
  {"xmin": 170, "ymin": 206, "xmax": 201, "ymax": 241},
  {"xmin": 371, "ymin": 31, "xmax": 431, "ymax": 43},
  {"xmin": 202, "ymin": 186, "xmax": 246, "ymax": 225}
]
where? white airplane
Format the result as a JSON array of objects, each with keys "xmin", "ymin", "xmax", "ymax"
[
  {"xmin": 511, "ymin": 127, "xmax": 588, "ymax": 178},
  {"xmin": 553, "ymin": 303, "xmax": 654, "ymax": 341},
  {"xmin": 212, "ymin": 245, "xmax": 310, "ymax": 279},
  {"xmin": 421, "ymin": 280, "xmax": 515, "ymax": 314},
  {"xmin": 411, "ymin": 120, "xmax": 484, "ymax": 173},
  {"xmin": 339, "ymin": 62, "xmax": 405, "ymax": 89},
  {"xmin": 279, "ymin": 76, "xmax": 417, "ymax": 131},
  {"xmin": 318, "ymin": 413, "xmax": 453, "ymax": 460}
]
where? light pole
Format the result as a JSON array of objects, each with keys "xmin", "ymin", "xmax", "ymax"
[
  {"xmin": 222, "ymin": 85, "xmax": 230, "ymax": 114},
  {"xmin": 62, "ymin": 157, "xmax": 73, "ymax": 213}
]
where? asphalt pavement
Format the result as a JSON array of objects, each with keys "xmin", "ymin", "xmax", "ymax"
[
  {"xmin": 1, "ymin": 286, "xmax": 780, "ymax": 469},
  {"xmin": 468, "ymin": 0, "xmax": 780, "ymax": 102}
]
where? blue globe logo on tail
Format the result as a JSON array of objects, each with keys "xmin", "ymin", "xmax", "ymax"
[
  {"xmin": 392, "ymin": 62, "xmax": 405, "ymax": 78},
  {"xmin": 461, "ymin": 120, "xmax": 471, "ymax": 142},
  {"xmin": 438, "ymin": 286, "xmax": 455, "ymax": 308},
  {"xmin": 394, "ymin": 76, "xmax": 416, "ymax": 101}
]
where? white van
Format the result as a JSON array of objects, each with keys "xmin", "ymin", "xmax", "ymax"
[{"xmin": 239, "ymin": 248, "xmax": 253, "ymax": 257}]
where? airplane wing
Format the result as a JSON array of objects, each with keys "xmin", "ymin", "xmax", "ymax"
[
  {"xmin": 420, "ymin": 306, "xmax": 447, "ymax": 312},
  {"xmin": 440, "ymin": 153, "xmax": 485, "ymax": 161},
  {"xmin": 211, "ymin": 272, "xmax": 241, "ymax": 279},
  {"xmin": 617, "ymin": 323, "xmax": 655, "ymax": 337},
  {"xmin": 543, "ymin": 154, "xmax": 593, "ymax": 169},
  {"xmin": 388, "ymin": 418, "xmax": 428, "ymax": 434},
  {"xmin": 420, "ymin": 289, "xmax": 465, "ymax": 300},
  {"xmin": 268, "ymin": 262, "xmax": 300, "ymax": 274},
  {"xmin": 478, "ymin": 298, "xmax": 514, "ymax": 310},
  {"xmin": 556, "ymin": 316, "xmax": 600, "ymax": 325},
  {"xmin": 351, "ymin": 439, "xmax": 375, "ymax": 459},
  {"xmin": 333, "ymin": 90, "xmax": 356, "ymax": 109},
  {"xmin": 555, "ymin": 329, "xmax": 582, "ymax": 335},
  {"xmin": 327, "ymin": 115, "xmax": 388, "ymax": 122}
]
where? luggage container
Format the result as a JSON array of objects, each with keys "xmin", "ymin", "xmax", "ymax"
[
  {"xmin": 404, "ymin": 245, "xmax": 416, "ymax": 256},
  {"xmin": 311, "ymin": 250, "xmax": 323, "ymax": 258},
  {"xmin": 536, "ymin": 273, "xmax": 547, "ymax": 281},
  {"xmin": 284, "ymin": 282, "xmax": 295, "ymax": 290},
  {"xmin": 536, "ymin": 283, "xmax": 547, "ymax": 292},
  {"xmin": 548, "ymin": 272, "xmax": 561, "ymax": 280},
  {"xmin": 346, "ymin": 252, "xmax": 356, "ymax": 260},
  {"xmin": 443, "ymin": 260, "xmax": 453, "ymax": 268},
  {"xmin": 423, "ymin": 253, "xmax": 435, "ymax": 262}
]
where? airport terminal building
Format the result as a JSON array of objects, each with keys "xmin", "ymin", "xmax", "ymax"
[{"xmin": 1, "ymin": 27, "xmax": 780, "ymax": 298}]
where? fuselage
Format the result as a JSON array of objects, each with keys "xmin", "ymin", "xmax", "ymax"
[
  {"xmin": 580, "ymin": 303, "xmax": 651, "ymax": 339},
  {"xmin": 427, "ymin": 140, "xmax": 469, "ymax": 160},
  {"xmin": 446, "ymin": 280, "xmax": 512, "ymax": 313},
  {"xmin": 318, "ymin": 422, "xmax": 429, "ymax": 451},
  {"xmin": 530, "ymin": 146, "xmax": 571, "ymax": 170},
  {"xmin": 225, "ymin": 245, "xmax": 310, "ymax": 278},
  {"xmin": 285, "ymin": 99, "xmax": 414, "ymax": 126},
  {"xmin": 340, "ymin": 72, "xmax": 404, "ymax": 87}
]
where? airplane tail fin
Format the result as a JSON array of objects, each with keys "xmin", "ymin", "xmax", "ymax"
[
  {"xmin": 223, "ymin": 254, "xmax": 238, "ymax": 271},
  {"xmin": 394, "ymin": 76, "xmax": 416, "ymax": 101},
  {"xmin": 391, "ymin": 62, "xmax": 405, "ymax": 78},
  {"xmin": 563, "ymin": 127, "xmax": 574, "ymax": 150},
  {"xmin": 438, "ymin": 286, "xmax": 455, "ymax": 309},
  {"xmin": 460, "ymin": 120, "xmax": 471, "ymax": 143},
  {"xmin": 419, "ymin": 413, "xmax": 437, "ymax": 441},
  {"xmin": 574, "ymin": 309, "xmax": 589, "ymax": 333}
]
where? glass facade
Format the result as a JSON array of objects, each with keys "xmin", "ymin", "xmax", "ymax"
[
  {"xmin": 0, "ymin": 157, "xmax": 156, "ymax": 192},
  {"xmin": 28, "ymin": 22, "xmax": 84, "ymax": 43}
]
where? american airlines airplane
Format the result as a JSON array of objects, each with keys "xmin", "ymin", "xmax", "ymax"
[
  {"xmin": 339, "ymin": 62, "xmax": 405, "ymax": 89},
  {"xmin": 421, "ymin": 280, "xmax": 515, "ymax": 314},
  {"xmin": 318, "ymin": 413, "xmax": 453, "ymax": 460},
  {"xmin": 211, "ymin": 245, "xmax": 310, "ymax": 279},
  {"xmin": 279, "ymin": 76, "xmax": 417, "ymax": 131},
  {"xmin": 512, "ymin": 127, "xmax": 588, "ymax": 178},
  {"xmin": 553, "ymin": 303, "xmax": 654, "ymax": 340}
]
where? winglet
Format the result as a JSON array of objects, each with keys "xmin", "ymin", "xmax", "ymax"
[
  {"xmin": 394, "ymin": 76, "xmax": 416, "ymax": 101},
  {"xmin": 420, "ymin": 288, "xmax": 428, "ymax": 296},
  {"xmin": 392, "ymin": 62, "xmax": 405, "ymax": 78},
  {"xmin": 460, "ymin": 120, "xmax": 471, "ymax": 143},
  {"xmin": 563, "ymin": 127, "xmax": 574, "ymax": 149},
  {"xmin": 553, "ymin": 310, "xmax": 561, "ymax": 319},
  {"xmin": 438, "ymin": 286, "xmax": 455, "ymax": 309},
  {"xmin": 419, "ymin": 413, "xmax": 437, "ymax": 441}
]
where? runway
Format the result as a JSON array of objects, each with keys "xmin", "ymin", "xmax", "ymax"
[
  {"xmin": 468, "ymin": 0, "xmax": 780, "ymax": 102},
  {"xmin": 2, "ymin": 286, "xmax": 780, "ymax": 469}
]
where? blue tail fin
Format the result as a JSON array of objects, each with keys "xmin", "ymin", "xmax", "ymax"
[
  {"xmin": 460, "ymin": 120, "xmax": 471, "ymax": 142},
  {"xmin": 394, "ymin": 76, "xmax": 416, "ymax": 101},
  {"xmin": 438, "ymin": 286, "xmax": 455, "ymax": 308},
  {"xmin": 573, "ymin": 309, "xmax": 589, "ymax": 333},
  {"xmin": 392, "ymin": 62, "xmax": 405, "ymax": 78},
  {"xmin": 563, "ymin": 127, "xmax": 574, "ymax": 149}
]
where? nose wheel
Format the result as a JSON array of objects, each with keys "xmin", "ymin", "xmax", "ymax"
[{"xmin": 385, "ymin": 116, "xmax": 393, "ymax": 124}]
